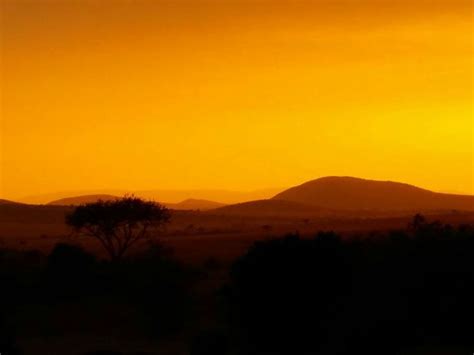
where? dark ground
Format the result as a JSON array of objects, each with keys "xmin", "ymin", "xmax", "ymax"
[{"xmin": 0, "ymin": 206, "xmax": 473, "ymax": 354}]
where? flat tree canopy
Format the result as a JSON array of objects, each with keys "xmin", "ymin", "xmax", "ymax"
[{"xmin": 66, "ymin": 196, "xmax": 170, "ymax": 261}]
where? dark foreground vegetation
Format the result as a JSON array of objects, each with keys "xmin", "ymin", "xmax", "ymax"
[{"xmin": 1, "ymin": 215, "xmax": 473, "ymax": 354}]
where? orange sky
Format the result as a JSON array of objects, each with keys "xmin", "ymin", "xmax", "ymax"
[{"xmin": 1, "ymin": 0, "xmax": 473, "ymax": 200}]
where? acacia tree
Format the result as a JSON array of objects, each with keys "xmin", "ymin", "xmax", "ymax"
[{"xmin": 66, "ymin": 196, "xmax": 170, "ymax": 261}]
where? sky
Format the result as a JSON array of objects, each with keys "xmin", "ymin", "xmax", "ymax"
[{"xmin": 1, "ymin": 0, "xmax": 473, "ymax": 200}]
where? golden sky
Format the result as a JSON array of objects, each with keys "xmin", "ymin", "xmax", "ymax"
[{"xmin": 1, "ymin": 0, "xmax": 473, "ymax": 199}]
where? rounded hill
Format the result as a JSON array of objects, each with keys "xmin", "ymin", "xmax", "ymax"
[{"xmin": 272, "ymin": 176, "xmax": 474, "ymax": 211}]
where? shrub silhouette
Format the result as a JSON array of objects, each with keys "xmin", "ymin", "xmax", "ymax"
[
  {"xmin": 229, "ymin": 232, "xmax": 350, "ymax": 354},
  {"xmin": 66, "ymin": 196, "xmax": 170, "ymax": 261},
  {"xmin": 48, "ymin": 243, "xmax": 96, "ymax": 272},
  {"xmin": 46, "ymin": 243, "xmax": 98, "ymax": 301},
  {"xmin": 0, "ymin": 241, "xmax": 194, "ymax": 350},
  {"xmin": 228, "ymin": 217, "xmax": 474, "ymax": 355},
  {"xmin": 0, "ymin": 314, "xmax": 21, "ymax": 355},
  {"xmin": 123, "ymin": 247, "xmax": 195, "ymax": 337},
  {"xmin": 190, "ymin": 329, "xmax": 229, "ymax": 355}
]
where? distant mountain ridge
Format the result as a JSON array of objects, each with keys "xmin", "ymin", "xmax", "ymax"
[
  {"xmin": 272, "ymin": 176, "xmax": 474, "ymax": 211},
  {"xmin": 165, "ymin": 199, "xmax": 226, "ymax": 211},
  {"xmin": 15, "ymin": 176, "xmax": 474, "ymax": 214},
  {"xmin": 47, "ymin": 194, "xmax": 120, "ymax": 206},
  {"xmin": 47, "ymin": 195, "xmax": 225, "ymax": 211},
  {"xmin": 21, "ymin": 187, "xmax": 284, "ymax": 204},
  {"xmin": 0, "ymin": 199, "xmax": 23, "ymax": 205}
]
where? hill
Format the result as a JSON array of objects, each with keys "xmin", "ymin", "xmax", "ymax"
[
  {"xmin": 165, "ymin": 199, "xmax": 226, "ymax": 211},
  {"xmin": 0, "ymin": 199, "xmax": 23, "ymax": 205},
  {"xmin": 135, "ymin": 188, "xmax": 285, "ymax": 204},
  {"xmin": 21, "ymin": 188, "xmax": 285, "ymax": 204},
  {"xmin": 272, "ymin": 176, "xmax": 474, "ymax": 211},
  {"xmin": 210, "ymin": 199, "xmax": 327, "ymax": 217},
  {"xmin": 47, "ymin": 194, "xmax": 120, "ymax": 206}
]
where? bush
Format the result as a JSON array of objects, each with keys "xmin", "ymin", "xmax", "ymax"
[
  {"xmin": 46, "ymin": 243, "xmax": 98, "ymax": 301},
  {"xmin": 227, "ymin": 221, "xmax": 474, "ymax": 354}
]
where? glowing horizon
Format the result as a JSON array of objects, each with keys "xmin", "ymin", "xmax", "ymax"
[{"xmin": 1, "ymin": 0, "xmax": 472, "ymax": 200}]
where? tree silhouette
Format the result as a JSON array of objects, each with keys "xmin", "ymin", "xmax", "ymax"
[
  {"xmin": 410, "ymin": 213, "xmax": 426, "ymax": 230},
  {"xmin": 66, "ymin": 196, "xmax": 170, "ymax": 261}
]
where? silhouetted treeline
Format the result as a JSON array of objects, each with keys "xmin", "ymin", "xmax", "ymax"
[
  {"xmin": 0, "ymin": 242, "xmax": 197, "ymax": 355},
  {"xmin": 1, "ymin": 216, "xmax": 474, "ymax": 354},
  {"xmin": 227, "ymin": 217, "xmax": 474, "ymax": 354}
]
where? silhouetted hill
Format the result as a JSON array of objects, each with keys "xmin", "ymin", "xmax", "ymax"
[
  {"xmin": 0, "ymin": 204, "xmax": 71, "ymax": 224},
  {"xmin": 0, "ymin": 199, "xmax": 23, "ymax": 205},
  {"xmin": 21, "ymin": 188, "xmax": 285, "ymax": 204},
  {"xmin": 165, "ymin": 199, "xmax": 226, "ymax": 211},
  {"xmin": 137, "ymin": 188, "xmax": 285, "ymax": 204},
  {"xmin": 210, "ymin": 199, "xmax": 327, "ymax": 217},
  {"xmin": 47, "ymin": 194, "xmax": 120, "ymax": 206},
  {"xmin": 273, "ymin": 176, "xmax": 474, "ymax": 211}
]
